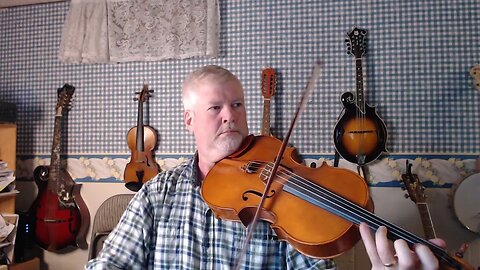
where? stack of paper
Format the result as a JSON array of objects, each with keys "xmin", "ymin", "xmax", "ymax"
[{"xmin": 0, "ymin": 161, "xmax": 15, "ymax": 193}]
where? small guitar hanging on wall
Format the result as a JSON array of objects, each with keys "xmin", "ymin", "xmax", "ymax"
[
  {"xmin": 333, "ymin": 27, "xmax": 388, "ymax": 165},
  {"xmin": 124, "ymin": 84, "xmax": 161, "ymax": 192},
  {"xmin": 400, "ymin": 160, "xmax": 436, "ymax": 239},
  {"xmin": 31, "ymin": 84, "xmax": 90, "ymax": 251},
  {"xmin": 261, "ymin": 68, "xmax": 277, "ymax": 136}
]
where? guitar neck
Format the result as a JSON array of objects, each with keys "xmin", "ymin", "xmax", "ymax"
[
  {"xmin": 355, "ymin": 58, "xmax": 366, "ymax": 113},
  {"xmin": 261, "ymin": 98, "xmax": 271, "ymax": 136},
  {"xmin": 417, "ymin": 202, "xmax": 437, "ymax": 239}
]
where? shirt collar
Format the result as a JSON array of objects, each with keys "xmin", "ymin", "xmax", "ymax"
[{"xmin": 190, "ymin": 152, "xmax": 202, "ymax": 188}]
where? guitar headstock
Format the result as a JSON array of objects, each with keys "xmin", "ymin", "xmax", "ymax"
[
  {"xmin": 261, "ymin": 68, "xmax": 277, "ymax": 99},
  {"xmin": 400, "ymin": 160, "xmax": 426, "ymax": 204},
  {"xmin": 56, "ymin": 84, "xmax": 75, "ymax": 116},
  {"xmin": 345, "ymin": 27, "xmax": 367, "ymax": 58},
  {"xmin": 135, "ymin": 83, "xmax": 154, "ymax": 103},
  {"xmin": 469, "ymin": 64, "xmax": 480, "ymax": 92}
]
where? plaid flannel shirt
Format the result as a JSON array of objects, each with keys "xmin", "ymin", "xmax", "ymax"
[{"xmin": 85, "ymin": 155, "xmax": 336, "ymax": 270}]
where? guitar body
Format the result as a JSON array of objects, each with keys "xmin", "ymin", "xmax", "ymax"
[
  {"xmin": 333, "ymin": 91, "xmax": 388, "ymax": 165},
  {"xmin": 32, "ymin": 166, "xmax": 90, "ymax": 251}
]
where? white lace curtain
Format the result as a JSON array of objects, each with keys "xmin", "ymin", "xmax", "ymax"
[{"xmin": 58, "ymin": 0, "xmax": 219, "ymax": 63}]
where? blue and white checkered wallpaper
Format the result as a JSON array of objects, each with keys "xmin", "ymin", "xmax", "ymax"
[{"xmin": 0, "ymin": 1, "xmax": 479, "ymax": 184}]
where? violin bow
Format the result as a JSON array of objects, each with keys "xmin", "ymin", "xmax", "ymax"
[{"xmin": 235, "ymin": 61, "xmax": 324, "ymax": 269}]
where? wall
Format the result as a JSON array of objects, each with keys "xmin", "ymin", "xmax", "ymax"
[{"xmin": 1, "ymin": 1, "xmax": 479, "ymax": 269}]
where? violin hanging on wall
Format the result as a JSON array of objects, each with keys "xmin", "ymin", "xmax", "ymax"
[
  {"xmin": 124, "ymin": 84, "xmax": 161, "ymax": 192},
  {"xmin": 333, "ymin": 27, "xmax": 388, "ymax": 165},
  {"xmin": 32, "ymin": 84, "xmax": 90, "ymax": 251}
]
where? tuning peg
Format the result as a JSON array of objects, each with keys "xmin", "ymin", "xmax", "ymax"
[
  {"xmin": 401, "ymin": 186, "xmax": 406, "ymax": 191},
  {"xmin": 148, "ymin": 89, "xmax": 154, "ymax": 93},
  {"xmin": 404, "ymin": 194, "xmax": 409, "ymax": 199},
  {"xmin": 133, "ymin": 97, "xmax": 139, "ymax": 101}
]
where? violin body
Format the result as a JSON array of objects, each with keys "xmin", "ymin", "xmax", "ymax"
[
  {"xmin": 202, "ymin": 135, "xmax": 372, "ymax": 258},
  {"xmin": 203, "ymin": 135, "xmax": 474, "ymax": 269},
  {"xmin": 124, "ymin": 125, "xmax": 161, "ymax": 191}
]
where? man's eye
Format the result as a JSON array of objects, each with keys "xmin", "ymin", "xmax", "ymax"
[
  {"xmin": 209, "ymin": 106, "xmax": 221, "ymax": 111},
  {"xmin": 233, "ymin": 102, "xmax": 243, "ymax": 108}
]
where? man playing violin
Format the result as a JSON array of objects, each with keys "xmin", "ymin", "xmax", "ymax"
[{"xmin": 86, "ymin": 65, "xmax": 445, "ymax": 270}]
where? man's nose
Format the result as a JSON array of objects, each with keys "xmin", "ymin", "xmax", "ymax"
[{"xmin": 222, "ymin": 106, "xmax": 235, "ymax": 123}]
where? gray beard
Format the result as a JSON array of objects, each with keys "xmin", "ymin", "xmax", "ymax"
[{"xmin": 215, "ymin": 134, "xmax": 243, "ymax": 156}]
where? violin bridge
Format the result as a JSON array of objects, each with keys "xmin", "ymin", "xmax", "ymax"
[{"xmin": 243, "ymin": 161, "xmax": 261, "ymax": 174}]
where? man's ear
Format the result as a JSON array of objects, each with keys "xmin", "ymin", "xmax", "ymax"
[{"xmin": 183, "ymin": 110, "xmax": 194, "ymax": 133}]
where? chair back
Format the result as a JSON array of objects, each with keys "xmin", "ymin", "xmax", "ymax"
[{"xmin": 88, "ymin": 194, "xmax": 134, "ymax": 260}]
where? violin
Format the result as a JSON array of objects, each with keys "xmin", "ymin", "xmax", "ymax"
[
  {"xmin": 202, "ymin": 135, "xmax": 474, "ymax": 269},
  {"xmin": 124, "ymin": 84, "xmax": 161, "ymax": 191}
]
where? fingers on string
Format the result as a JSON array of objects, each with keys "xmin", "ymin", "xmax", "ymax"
[
  {"xmin": 393, "ymin": 239, "xmax": 416, "ymax": 269},
  {"xmin": 375, "ymin": 226, "xmax": 397, "ymax": 267},
  {"xmin": 413, "ymin": 243, "xmax": 439, "ymax": 270},
  {"xmin": 359, "ymin": 222, "xmax": 384, "ymax": 267}
]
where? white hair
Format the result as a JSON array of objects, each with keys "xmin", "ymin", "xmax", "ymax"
[{"xmin": 182, "ymin": 65, "xmax": 241, "ymax": 110}]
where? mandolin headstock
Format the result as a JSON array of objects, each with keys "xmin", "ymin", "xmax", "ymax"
[
  {"xmin": 56, "ymin": 84, "xmax": 75, "ymax": 116},
  {"xmin": 345, "ymin": 27, "xmax": 367, "ymax": 59}
]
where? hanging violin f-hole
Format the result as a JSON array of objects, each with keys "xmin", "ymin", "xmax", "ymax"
[{"xmin": 124, "ymin": 83, "xmax": 161, "ymax": 192}]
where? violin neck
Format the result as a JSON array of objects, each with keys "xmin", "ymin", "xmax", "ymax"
[
  {"xmin": 136, "ymin": 101, "xmax": 145, "ymax": 151},
  {"xmin": 280, "ymin": 169, "xmax": 463, "ymax": 269}
]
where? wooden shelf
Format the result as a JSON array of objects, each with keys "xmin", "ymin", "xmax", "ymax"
[
  {"xmin": 0, "ymin": 123, "xmax": 17, "ymax": 214},
  {"xmin": 0, "ymin": 123, "xmax": 16, "ymax": 172}
]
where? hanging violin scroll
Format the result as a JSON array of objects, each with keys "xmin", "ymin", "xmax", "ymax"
[
  {"xmin": 124, "ymin": 84, "xmax": 161, "ymax": 192},
  {"xmin": 260, "ymin": 67, "xmax": 277, "ymax": 136},
  {"xmin": 333, "ymin": 27, "xmax": 388, "ymax": 165},
  {"xmin": 31, "ymin": 84, "xmax": 90, "ymax": 251}
]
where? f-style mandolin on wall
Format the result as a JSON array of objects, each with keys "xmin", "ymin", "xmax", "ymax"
[
  {"xmin": 124, "ymin": 84, "xmax": 161, "ymax": 192},
  {"xmin": 333, "ymin": 27, "xmax": 388, "ymax": 165},
  {"xmin": 32, "ymin": 84, "xmax": 90, "ymax": 251}
]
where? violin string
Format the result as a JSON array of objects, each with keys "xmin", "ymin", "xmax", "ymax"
[
  {"xmin": 280, "ymin": 168, "xmax": 457, "ymax": 267},
  {"xmin": 251, "ymin": 161, "xmax": 457, "ymax": 267}
]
